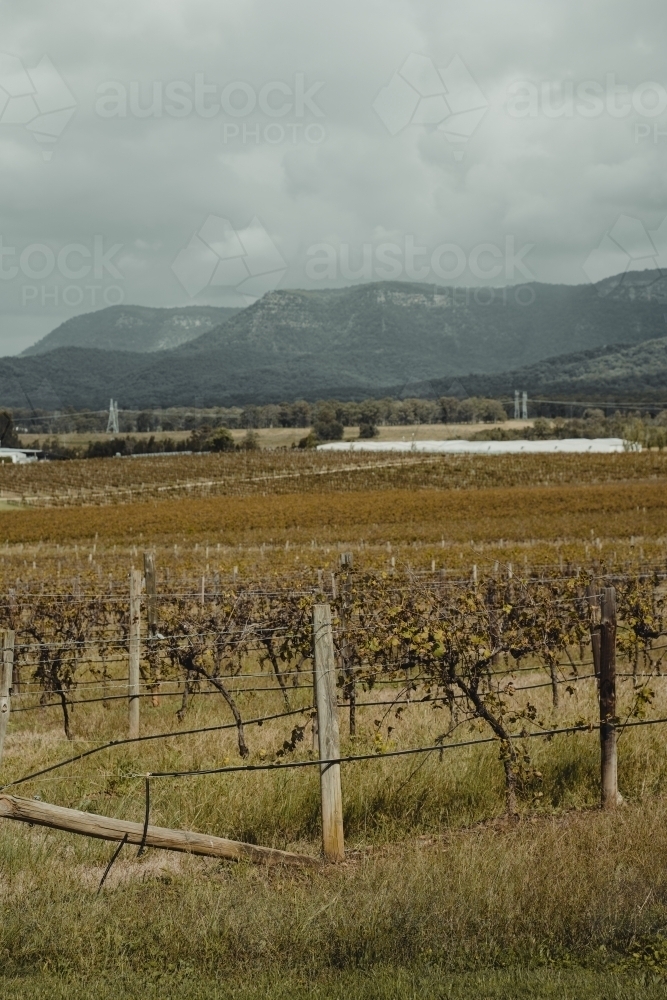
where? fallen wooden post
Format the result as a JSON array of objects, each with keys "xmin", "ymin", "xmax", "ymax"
[{"xmin": 0, "ymin": 794, "xmax": 317, "ymax": 867}]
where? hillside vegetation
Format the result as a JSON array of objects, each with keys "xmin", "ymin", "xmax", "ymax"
[
  {"xmin": 4, "ymin": 272, "xmax": 667, "ymax": 408},
  {"xmin": 457, "ymin": 336, "xmax": 667, "ymax": 402},
  {"xmin": 21, "ymin": 304, "xmax": 240, "ymax": 356}
]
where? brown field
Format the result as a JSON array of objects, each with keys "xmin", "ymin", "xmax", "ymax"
[
  {"xmin": 1, "ymin": 447, "xmax": 667, "ymax": 998},
  {"xmin": 18, "ymin": 419, "xmax": 531, "ymax": 452},
  {"xmin": 0, "ymin": 478, "xmax": 664, "ymax": 548},
  {"xmin": 2, "ymin": 448, "xmax": 665, "ymax": 506},
  {"xmin": 0, "ymin": 449, "xmax": 664, "ymax": 590}
]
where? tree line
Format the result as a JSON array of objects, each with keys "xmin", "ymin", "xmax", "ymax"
[{"xmin": 11, "ymin": 396, "xmax": 508, "ymax": 437}]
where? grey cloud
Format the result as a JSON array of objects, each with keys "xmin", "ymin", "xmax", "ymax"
[{"xmin": 0, "ymin": 0, "xmax": 666, "ymax": 351}]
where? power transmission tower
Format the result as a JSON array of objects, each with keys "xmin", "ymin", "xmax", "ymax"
[
  {"xmin": 521, "ymin": 391, "xmax": 528, "ymax": 421},
  {"xmin": 514, "ymin": 390, "xmax": 520, "ymax": 420},
  {"xmin": 106, "ymin": 399, "xmax": 119, "ymax": 434}
]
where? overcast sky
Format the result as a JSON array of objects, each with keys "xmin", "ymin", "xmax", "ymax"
[{"xmin": 1, "ymin": 0, "xmax": 667, "ymax": 353}]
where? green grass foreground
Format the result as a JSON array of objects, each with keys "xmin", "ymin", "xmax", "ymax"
[
  {"xmin": 3, "ymin": 686, "xmax": 667, "ymax": 989},
  {"xmin": 2, "ymin": 966, "xmax": 667, "ymax": 1000},
  {"xmin": 2, "ymin": 799, "xmax": 667, "ymax": 980}
]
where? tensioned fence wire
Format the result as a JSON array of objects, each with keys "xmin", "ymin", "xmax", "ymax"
[
  {"xmin": 1, "ymin": 566, "xmax": 665, "ymax": 606},
  {"xmin": 8, "ymin": 643, "xmax": 667, "ymax": 713},
  {"xmin": 5, "ymin": 693, "xmax": 667, "ymax": 793},
  {"xmin": 139, "ymin": 715, "xmax": 667, "ymax": 781},
  {"xmin": 0, "ymin": 705, "xmax": 311, "ymax": 791}
]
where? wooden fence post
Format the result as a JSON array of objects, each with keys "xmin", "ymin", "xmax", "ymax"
[
  {"xmin": 7, "ymin": 591, "xmax": 17, "ymax": 694},
  {"xmin": 0, "ymin": 631, "xmax": 15, "ymax": 766},
  {"xmin": 599, "ymin": 586, "xmax": 619, "ymax": 809},
  {"xmin": 143, "ymin": 552, "xmax": 160, "ymax": 707},
  {"xmin": 312, "ymin": 603, "xmax": 344, "ymax": 862},
  {"xmin": 587, "ymin": 583, "xmax": 601, "ymax": 678},
  {"xmin": 339, "ymin": 552, "xmax": 355, "ymax": 736},
  {"xmin": 487, "ymin": 578, "xmax": 499, "ymax": 666},
  {"xmin": 144, "ymin": 552, "xmax": 157, "ymax": 636},
  {"xmin": 129, "ymin": 568, "xmax": 142, "ymax": 739}
]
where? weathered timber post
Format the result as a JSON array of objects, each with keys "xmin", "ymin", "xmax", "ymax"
[
  {"xmin": 129, "ymin": 568, "xmax": 142, "ymax": 739},
  {"xmin": 312, "ymin": 603, "xmax": 344, "ymax": 861},
  {"xmin": 7, "ymin": 590, "xmax": 18, "ymax": 694},
  {"xmin": 505, "ymin": 562, "xmax": 514, "ymax": 605},
  {"xmin": 311, "ymin": 705, "xmax": 319, "ymax": 751},
  {"xmin": 339, "ymin": 552, "xmax": 355, "ymax": 736},
  {"xmin": 144, "ymin": 552, "xmax": 157, "ymax": 636},
  {"xmin": 599, "ymin": 586, "xmax": 619, "ymax": 809},
  {"xmin": 0, "ymin": 794, "xmax": 317, "ymax": 867},
  {"xmin": 487, "ymin": 578, "xmax": 499, "ymax": 667},
  {"xmin": 143, "ymin": 552, "xmax": 160, "ymax": 706},
  {"xmin": 587, "ymin": 583, "xmax": 601, "ymax": 679},
  {"xmin": 0, "ymin": 631, "xmax": 15, "ymax": 766}
]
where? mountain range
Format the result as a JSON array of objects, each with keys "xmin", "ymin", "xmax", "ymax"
[
  {"xmin": 3, "ymin": 271, "xmax": 667, "ymax": 409},
  {"xmin": 22, "ymin": 304, "xmax": 240, "ymax": 355}
]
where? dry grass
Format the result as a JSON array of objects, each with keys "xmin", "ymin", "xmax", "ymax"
[
  {"xmin": 5, "ymin": 668, "xmax": 667, "ymax": 845},
  {"xmin": 4, "ymin": 967, "xmax": 667, "ymax": 999},
  {"xmin": 2, "ymin": 773, "xmax": 667, "ymax": 981}
]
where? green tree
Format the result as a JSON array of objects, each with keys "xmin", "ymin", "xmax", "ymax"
[
  {"xmin": 313, "ymin": 417, "xmax": 344, "ymax": 441},
  {"xmin": 241, "ymin": 430, "xmax": 260, "ymax": 450},
  {"xmin": 0, "ymin": 411, "xmax": 21, "ymax": 448},
  {"xmin": 136, "ymin": 410, "xmax": 159, "ymax": 432},
  {"xmin": 210, "ymin": 427, "xmax": 236, "ymax": 452}
]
